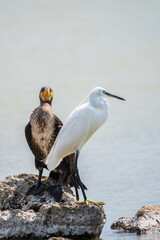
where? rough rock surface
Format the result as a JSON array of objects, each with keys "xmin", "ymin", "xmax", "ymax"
[
  {"xmin": 111, "ymin": 205, "xmax": 160, "ymax": 234},
  {"xmin": 0, "ymin": 173, "xmax": 106, "ymax": 240}
]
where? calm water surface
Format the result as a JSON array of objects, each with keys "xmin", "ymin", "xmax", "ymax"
[{"xmin": 0, "ymin": 1, "xmax": 160, "ymax": 239}]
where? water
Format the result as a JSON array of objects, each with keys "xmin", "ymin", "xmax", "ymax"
[{"xmin": 0, "ymin": 1, "xmax": 160, "ymax": 239}]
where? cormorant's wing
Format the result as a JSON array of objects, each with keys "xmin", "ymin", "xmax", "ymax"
[
  {"xmin": 51, "ymin": 114, "xmax": 63, "ymax": 139},
  {"xmin": 25, "ymin": 122, "xmax": 33, "ymax": 152}
]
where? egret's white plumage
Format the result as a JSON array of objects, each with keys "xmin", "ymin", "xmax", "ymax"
[{"xmin": 46, "ymin": 87, "xmax": 125, "ymax": 172}]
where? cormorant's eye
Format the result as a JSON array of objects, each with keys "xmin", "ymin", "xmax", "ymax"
[{"xmin": 40, "ymin": 87, "xmax": 45, "ymax": 93}]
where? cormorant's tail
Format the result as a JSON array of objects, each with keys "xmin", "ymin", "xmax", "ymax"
[
  {"xmin": 49, "ymin": 171, "xmax": 87, "ymax": 190},
  {"xmin": 74, "ymin": 174, "xmax": 87, "ymax": 190},
  {"xmin": 49, "ymin": 153, "xmax": 87, "ymax": 190}
]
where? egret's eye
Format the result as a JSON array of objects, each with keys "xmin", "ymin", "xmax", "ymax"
[{"xmin": 103, "ymin": 90, "xmax": 107, "ymax": 94}]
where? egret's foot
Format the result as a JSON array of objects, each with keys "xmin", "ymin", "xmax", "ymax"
[
  {"xmin": 78, "ymin": 199, "xmax": 105, "ymax": 205},
  {"xmin": 47, "ymin": 185, "xmax": 63, "ymax": 203},
  {"xmin": 87, "ymin": 199, "xmax": 105, "ymax": 205},
  {"xmin": 26, "ymin": 183, "xmax": 47, "ymax": 196}
]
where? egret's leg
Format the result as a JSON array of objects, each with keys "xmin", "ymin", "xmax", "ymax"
[
  {"xmin": 47, "ymin": 173, "xmax": 63, "ymax": 202},
  {"xmin": 72, "ymin": 150, "xmax": 105, "ymax": 206},
  {"xmin": 26, "ymin": 169, "xmax": 47, "ymax": 196},
  {"xmin": 72, "ymin": 168, "xmax": 79, "ymax": 201},
  {"xmin": 72, "ymin": 150, "xmax": 87, "ymax": 202}
]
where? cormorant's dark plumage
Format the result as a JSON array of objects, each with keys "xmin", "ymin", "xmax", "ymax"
[{"xmin": 25, "ymin": 87, "xmax": 86, "ymax": 201}]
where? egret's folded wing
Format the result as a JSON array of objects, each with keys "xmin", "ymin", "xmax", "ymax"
[{"xmin": 47, "ymin": 106, "xmax": 92, "ymax": 171}]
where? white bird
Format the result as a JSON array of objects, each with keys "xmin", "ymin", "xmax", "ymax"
[{"xmin": 46, "ymin": 87, "xmax": 125, "ymax": 204}]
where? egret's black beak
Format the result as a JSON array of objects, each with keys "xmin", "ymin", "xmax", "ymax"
[{"xmin": 105, "ymin": 92, "xmax": 126, "ymax": 101}]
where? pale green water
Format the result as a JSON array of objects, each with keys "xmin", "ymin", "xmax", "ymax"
[{"xmin": 0, "ymin": 1, "xmax": 160, "ymax": 239}]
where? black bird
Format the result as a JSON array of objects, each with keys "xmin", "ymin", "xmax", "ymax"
[{"xmin": 25, "ymin": 86, "xmax": 87, "ymax": 202}]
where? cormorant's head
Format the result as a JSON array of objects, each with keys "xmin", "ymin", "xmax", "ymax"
[{"xmin": 39, "ymin": 86, "xmax": 53, "ymax": 105}]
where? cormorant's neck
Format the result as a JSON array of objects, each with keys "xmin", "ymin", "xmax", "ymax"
[{"xmin": 40, "ymin": 100, "xmax": 52, "ymax": 106}]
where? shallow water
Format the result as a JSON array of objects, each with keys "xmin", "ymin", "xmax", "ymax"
[{"xmin": 0, "ymin": 1, "xmax": 160, "ymax": 239}]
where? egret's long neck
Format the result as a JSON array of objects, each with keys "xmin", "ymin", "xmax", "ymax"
[
  {"xmin": 89, "ymin": 93, "xmax": 108, "ymax": 109},
  {"xmin": 89, "ymin": 94, "xmax": 109, "ymax": 126}
]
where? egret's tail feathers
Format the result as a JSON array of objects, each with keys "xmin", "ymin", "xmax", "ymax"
[
  {"xmin": 47, "ymin": 155, "xmax": 63, "ymax": 171},
  {"xmin": 45, "ymin": 151, "xmax": 52, "ymax": 165}
]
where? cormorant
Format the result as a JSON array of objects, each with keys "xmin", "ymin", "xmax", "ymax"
[{"xmin": 25, "ymin": 86, "xmax": 86, "ymax": 202}]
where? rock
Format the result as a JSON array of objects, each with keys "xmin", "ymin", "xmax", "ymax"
[
  {"xmin": 48, "ymin": 238, "xmax": 71, "ymax": 240},
  {"xmin": 111, "ymin": 205, "xmax": 160, "ymax": 234},
  {"xmin": 0, "ymin": 173, "xmax": 106, "ymax": 239}
]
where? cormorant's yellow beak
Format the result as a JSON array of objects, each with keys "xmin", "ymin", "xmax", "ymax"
[{"xmin": 41, "ymin": 89, "xmax": 52, "ymax": 99}]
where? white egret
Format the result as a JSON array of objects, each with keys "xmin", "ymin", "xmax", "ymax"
[{"xmin": 46, "ymin": 87, "xmax": 125, "ymax": 204}]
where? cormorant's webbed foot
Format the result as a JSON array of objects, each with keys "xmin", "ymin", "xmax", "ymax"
[
  {"xmin": 47, "ymin": 185, "xmax": 63, "ymax": 203},
  {"xmin": 26, "ymin": 169, "xmax": 47, "ymax": 196},
  {"xmin": 26, "ymin": 183, "xmax": 47, "ymax": 196}
]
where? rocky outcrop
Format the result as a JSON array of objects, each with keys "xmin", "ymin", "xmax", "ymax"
[
  {"xmin": 0, "ymin": 173, "xmax": 106, "ymax": 240},
  {"xmin": 111, "ymin": 205, "xmax": 160, "ymax": 234}
]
